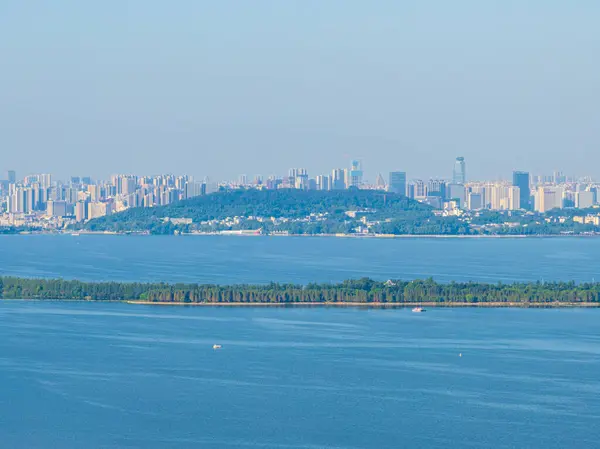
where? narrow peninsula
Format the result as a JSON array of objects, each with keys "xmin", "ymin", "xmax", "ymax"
[{"xmin": 1, "ymin": 277, "xmax": 599, "ymax": 307}]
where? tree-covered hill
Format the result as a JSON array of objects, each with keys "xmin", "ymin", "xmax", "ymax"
[{"xmin": 80, "ymin": 189, "xmax": 436, "ymax": 234}]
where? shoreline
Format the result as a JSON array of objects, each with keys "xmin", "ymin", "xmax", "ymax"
[
  {"xmin": 124, "ymin": 300, "xmax": 600, "ymax": 308},
  {"xmin": 3, "ymin": 299, "xmax": 599, "ymax": 308},
  {"xmin": 4, "ymin": 231, "xmax": 600, "ymax": 239}
]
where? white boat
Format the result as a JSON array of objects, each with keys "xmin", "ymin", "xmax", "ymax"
[
  {"xmin": 412, "ymin": 307, "xmax": 426, "ymax": 313},
  {"xmin": 213, "ymin": 344, "xmax": 222, "ymax": 350}
]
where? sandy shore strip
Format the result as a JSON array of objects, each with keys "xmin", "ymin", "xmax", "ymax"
[{"xmin": 125, "ymin": 300, "xmax": 600, "ymax": 308}]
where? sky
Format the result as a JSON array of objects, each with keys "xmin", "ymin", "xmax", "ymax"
[{"xmin": 0, "ymin": 0, "xmax": 598, "ymax": 182}]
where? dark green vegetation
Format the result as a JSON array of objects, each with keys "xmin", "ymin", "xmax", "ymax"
[
  {"xmin": 0, "ymin": 227, "xmax": 27, "ymax": 235},
  {"xmin": 1, "ymin": 277, "xmax": 599, "ymax": 304},
  {"xmin": 76, "ymin": 189, "xmax": 600, "ymax": 236},
  {"xmin": 79, "ymin": 189, "xmax": 471, "ymax": 235}
]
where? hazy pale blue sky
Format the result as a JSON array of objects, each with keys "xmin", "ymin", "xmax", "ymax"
[{"xmin": 1, "ymin": 1, "xmax": 598, "ymax": 182}]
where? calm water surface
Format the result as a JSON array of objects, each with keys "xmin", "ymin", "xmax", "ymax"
[
  {"xmin": 1, "ymin": 303, "xmax": 599, "ymax": 449},
  {"xmin": 1, "ymin": 236, "xmax": 600, "ymax": 448},
  {"xmin": 1, "ymin": 234, "xmax": 600, "ymax": 283}
]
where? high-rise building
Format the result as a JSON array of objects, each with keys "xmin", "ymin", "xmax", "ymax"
[
  {"xmin": 290, "ymin": 169, "xmax": 308, "ymax": 190},
  {"xmin": 316, "ymin": 175, "xmax": 329, "ymax": 191},
  {"xmin": 185, "ymin": 181, "xmax": 204, "ymax": 199},
  {"xmin": 40, "ymin": 174, "xmax": 52, "ymax": 189},
  {"xmin": 553, "ymin": 171, "xmax": 566, "ymax": 184},
  {"xmin": 535, "ymin": 186, "xmax": 563, "ymax": 213},
  {"xmin": 575, "ymin": 191, "xmax": 594, "ymax": 209},
  {"xmin": 88, "ymin": 202, "xmax": 113, "ymax": 220},
  {"xmin": 427, "ymin": 179, "xmax": 447, "ymax": 199},
  {"xmin": 7, "ymin": 170, "xmax": 16, "ymax": 184},
  {"xmin": 453, "ymin": 157, "xmax": 466, "ymax": 184},
  {"xmin": 375, "ymin": 173, "xmax": 386, "ymax": 190},
  {"xmin": 347, "ymin": 160, "xmax": 363, "ymax": 188},
  {"xmin": 447, "ymin": 183, "xmax": 466, "ymax": 208},
  {"xmin": 46, "ymin": 200, "xmax": 68, "ymax": 217},
  {"xmin": 467, "ymin": 192, "xmax": 483, "ymax": 210},
  {"xmin": 388, "ymin": 172, "xmax": 407, "ymax": 196},
  {"xmin": 512, "ymin": 171, "xmax": 530, "ymax": 210},
  {"xmin": 75, "ymin": 201, "xmax": 88, "ymax": 222},
  {"xmin": 331, "ymin": 169, "xmax": 346, "ymax": 190},
  {"xmin": 504, "ymin": 186, "xmax": 521, "ymax": 210},
  {"xmin": 412, "ymin": 179, "xmax": 426, "ymax": 197}
]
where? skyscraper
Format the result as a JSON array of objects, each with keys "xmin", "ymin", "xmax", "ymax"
[
  {"xmin": 512, "ymin": 171, "xmax": 530, "ymax": 210},
  {"xmin": 427, "ymin": 179, "xmax": 447, "ymax": 199},
  {"xmin": 388, "ymin": 172, "xmax": 407, "ymax": 196},
  {"xmin": 453, "ymin": 157, "xmax": 466, "ymax": 184},
  {"xmin": 346, "ymin": 160, "xmax": 363, "ymax": 188},
  {"xmin": 7, "ymin": 170, "xmax": 16, "ymax": 184},
  {"xmin": 331, "ymin": 169, "xmax": 346, "ymax": 190}
]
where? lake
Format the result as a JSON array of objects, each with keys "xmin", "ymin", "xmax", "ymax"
[
  {"xmin": 1, "ymin": 235, "xmax": 600, "ymax": 448},
  {"xmin": 1, "ymin": 302, "xmax": 599, "ymax": 449},
  {"xmin": 1, "ymin": 234, "xmax": 600, "ymax": 283}
]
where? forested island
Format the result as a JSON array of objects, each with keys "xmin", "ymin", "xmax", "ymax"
[
  {"xmin": 1, "ymin": 277, "xmax": 599, "ymax": 306},
  {"xmin": 73, "ymin": 189, "xmax": 600, "ymax": 236}
]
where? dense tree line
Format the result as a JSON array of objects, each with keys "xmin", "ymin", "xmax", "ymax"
[
  {"xmin": 0, "ymin": 227, "xmax": 28, "ymax": 235},
  {"xmin": 1, "ymin": 277, "xmax": 599, "ymax": 304}
]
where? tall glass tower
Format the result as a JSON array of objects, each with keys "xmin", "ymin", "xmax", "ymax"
[
  {"xmin": 512, "ymin": 171, "xmax": 530, "ymax": 210},
  {"xmin": 388, "ymin": 172, "xmax": 407, "ymax": 195},
  {"xmin": 453, "ymin": 157, "xmax": 466, "ymax": 184}
]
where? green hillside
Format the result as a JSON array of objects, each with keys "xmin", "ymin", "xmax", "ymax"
[{"xmin": 80, "ymin": 189, "xmax": 445, "ymax": 234}]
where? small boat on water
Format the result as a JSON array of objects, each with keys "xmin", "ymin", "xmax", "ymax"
[
  {"xmin": 213, "ymin": 344, "xmax": 222, "ymax": 350},
  {"xmin": 412, "ymin": 307, "xmax": 426, "ymax": 313}
]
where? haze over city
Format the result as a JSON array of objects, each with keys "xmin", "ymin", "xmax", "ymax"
[{"xmin": 1, "ymin": 1, "xmax": 598, "ymax": 181}]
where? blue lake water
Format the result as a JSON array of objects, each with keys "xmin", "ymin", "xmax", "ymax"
[
  {"xmin": 1, "ymin": 303, "xmax": 599, "ymax": 449},
  {"xmin": 1, "ymin": 234, "xmax": 600, "ymax": 283},
  {"xmin": 1, "ymin": 235, "xmax": 600, "ymax": 448}
]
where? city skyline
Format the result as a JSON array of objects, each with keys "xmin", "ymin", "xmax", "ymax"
[
  {"xmin": 0, "ymin": 158, "xmax": 594, "ymax": 187},
  {"xmin": 2, "ymin": 154, "xmax": 599, "ymax": 227}
]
